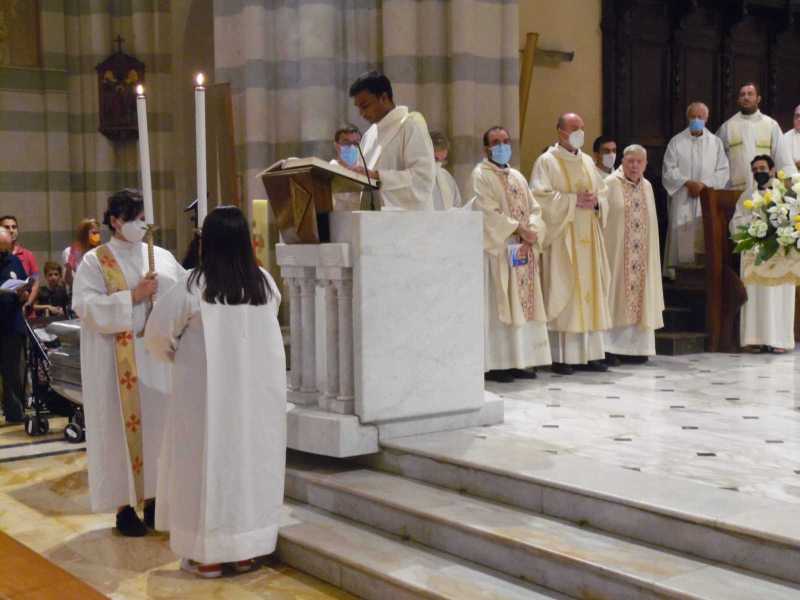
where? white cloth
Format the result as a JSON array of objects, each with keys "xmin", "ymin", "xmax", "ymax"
[
  {"xmin": 605, "ymin": 325, "xmax": 655, "ymax": 356},
  {"xmin": 144, "ymin": 269, "xmax": 287, "ymax": 563},
  {"xmin": 72, "ymin": 237, "xmax": 184, "ymax": 511},
  {"xmin": 548, "ymin": 331, "xmax": 605, "ymax": 364},
  {"xmin": 716, "ymin": 110, "xmax": 796, "ymax": 190},
  {"xmin": 784, "ymin": 129, "xmax": 800, "ymax": 166},
  {"xmin": 662, "ymin": 128, "xmax": 730, "ymax": 276},
  {"xmin": 595, "ymin": 165, "xmax": 612, "ymax": 181},
  {"xmin": 361, "ymin": 105, "xmax": 435, "ymax": 210},
  {"xmin": 61, "ymin": 246, "xmax": 70, "ymax": 266},
  {"xmin": 433, "ymin": 163, "xmax": 462, "ymax": 210}
]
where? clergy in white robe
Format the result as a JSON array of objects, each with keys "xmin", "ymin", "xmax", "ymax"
[
  {"xmin": 592, "ymin": 135, "xmax": 617, "ymax": 181},
  {"xmin": 430, "ymin": 130, "xmax": 463, "ymax": 210},
  {"xmin": 662, "ymin": 102, "xmax": 730, "ymax": 277},
  {"xmin": 530, "ymin": 113, "xmax": 613, "ymax": 373},
  {"xmin": 603, "ymin": 146, "xmax": 664, "ymax": 359},
  {"xmin": 72, "ymin": 199, "xmax": 184, "ymax": 515},
  {"xmin": 729, "ymin": 156, "xmax": 795, "ymax": 351},
  {"xmin": 349, "ymin": 71, "xmax": 435, "ymax": 210},
  {"xmin": 716, "ymin": 83, "xmax": 795, "ymax": 190},
  {"xmin": 782, "ymin": 104, "xmax": 800, "ymax": 171},
  {"xmin": 473, "ymin": 127, "xmax": 550, "ymax": 382},
  {"xmin": 145, "ymin": 206, "xmax": 287, "ymax": 569}
]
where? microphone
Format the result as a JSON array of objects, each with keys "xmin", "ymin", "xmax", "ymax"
[{"xmin": 356, "ymin": 142, "xmax": 378, "ymax": 210}]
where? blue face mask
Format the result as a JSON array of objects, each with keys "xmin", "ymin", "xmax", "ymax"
[
  {"xmin": 689, "ymin": 118, "xmax": 705, "ymax": 133},
  {"xmin": 490, "ymin": 143, "xmax": 512, "ymax": 165},
  {"xmin": 339, "ymin": 144, "xmax": 359, "ymax": 167}
]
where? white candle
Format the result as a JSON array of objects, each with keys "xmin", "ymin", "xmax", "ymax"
[
  {"xmin": 195, "ymin": 73, "xmax": 207, "ymax": 226},
  {"xmin": 135, "ymin": 84, "xmax": 154, "ymax": 224}
]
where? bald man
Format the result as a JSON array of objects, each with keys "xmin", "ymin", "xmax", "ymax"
[
  {"xmin": 783, "ymin": 104, "xmax": 800, "ymax": 171},
  {"xmin": 530, "ymin": 113, "xmax": 613, "ymax": 374}
]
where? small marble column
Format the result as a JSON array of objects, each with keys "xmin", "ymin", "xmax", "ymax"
[
  {"xmin": 334, "ymin": 277, "xmax": 355, "ymax": 413},
  {"xmin": 286, "ymin": 277, "xmax": 302, "ymax": 391},
  {"xmin": 299, "ymin": 274, "xmax": 317, "ymax": 393},
  {"xmin": 320, "ymin": 280, "xmax": 340, "ymax": 408}
]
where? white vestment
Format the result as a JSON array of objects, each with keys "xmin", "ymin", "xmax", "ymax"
[
  {"xmin": 472, "ymin": 159, "xmax": 551, "ymax": 370},
  {"xmin": 717, "ymin": 111, "xmax": 796, "ymax": 190},
  {"xmin": 144, "ymin": 269, "xmax": 287, "ymax": 563},
  {"xmin": 729, "ymin": 188, "xmax": 796, "ymax": 350},
  {"xmin": 602, "ymin": 169, "xmax": 664, "ymax": 356},
  {"xmin": 72, "ymin": 237, "xmax": 185, "ymax": 511},
  {"xmin": 361, "ymin": 105, "xmax": 435, "ymax": 211},
  {"xmin": 595, "ymin": 165, "xmax": 612, "ymax": 181},
  {"xmin": 433, "ymin": 163, "xmax": 462, "ymax": 210},
  {"xmin": 662, "ymin": 128, "xmax": 730, "ymax": 276},
  {"xmin": 329, "ymin": 158, "xmax": 362, "ymax": 211},
  {"xmin": 784, "ymin": 129, "xmax": 800, "ymax": 167}
]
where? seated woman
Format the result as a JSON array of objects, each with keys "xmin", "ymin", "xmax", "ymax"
[{"xmin": 145, "ymin": 205, "xmax": 287, "ymax": 578}]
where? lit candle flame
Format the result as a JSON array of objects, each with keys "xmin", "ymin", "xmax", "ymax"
[
  {"xmin": 195, "ymin": 73, "xmax": 205, "ymax": 87},
  {"xmin": 136, "ymin": 84, "xmax": 144, "ymax": 96}
]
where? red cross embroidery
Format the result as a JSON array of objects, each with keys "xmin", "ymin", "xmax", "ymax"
[
  {"xmin": 131, "ymin": 455, "xmax": 143, "ymax": 475},
  {"xmin": 119, "ymin": 371, "xmax": 138, "ymax": 390},
  {"xmin": 116, "ymin": 332, "xmax": 133, "ymax": 346},
  {"xmin": 126, "ymin": 413, "xmax": 141, "ymax": 433}
]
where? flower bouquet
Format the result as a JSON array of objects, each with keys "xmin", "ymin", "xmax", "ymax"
[{"xmin": 732, "ymin": 171, "xmax": 800, "ymax": 286}]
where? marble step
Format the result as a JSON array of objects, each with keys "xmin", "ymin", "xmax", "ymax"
[
  {"xmin": 656, "ymin": 331, "xmax": 707, "ymax": 355},
  {"xmin": 285, "ymin": 457, "xmax": 800, "ymax": 600},
  {"xmin": 278, "ymin": 502, "xmax": 568, "ymax": 600},
  {"xmin": 364, "ymin": 430, "xmax": 800, "ymax": 584}
]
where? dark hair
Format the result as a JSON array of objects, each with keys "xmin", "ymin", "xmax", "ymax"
[
  {"xmin": 751, "ymin": 154, "xmax": 774, "ymax": 169},
  {"xmin": 103, "ymin": 189, "xmax": 144, "ymax": 228},
  {"xmin": 593, "ymin": 135, "xmax": 615, "ymax": 153},
  {"xmin": 334, "ymin": 124, "xmax": 361, "ymax": 144},
  {"xmin": 44, "ymin": 261, "xmax": 62, "ymax": 275},
  {"xmin": 430, "ymin": 130, "xmax": 449, "ymax": 151},
  {"xmin": 187, "ymin": 205, "xmax": 271, "ymax": 305},
  {"xmin": 482, "ymin": 126, "xmax": 509, "ymax": 147},
  {"xmin": 349, "ymin": 71, "xmax": 393, "ymax": 100},
  {"xmin": 739, "ymin": 81, "xmax": 761, "ymax": 97},
  {"xmin": 0, "ymin": 215, "xmax": 17, "ymax": 226}
]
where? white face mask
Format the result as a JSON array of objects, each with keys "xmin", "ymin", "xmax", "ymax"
[
  {"xmin": 568, "ymin": 129, "xmax": 585, "ymax": 149},
  {"xmin": 602, "ymin": 153, "xmax": 616, "ymax": 170},
  {"xmin": 120, "ymin": 219, "xmax": 146, "ymax": 243}
]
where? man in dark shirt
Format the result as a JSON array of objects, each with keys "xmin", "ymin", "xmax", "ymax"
[{"xmin": 0, "ymin": 226, "xmax": 29, "ymax": 423}]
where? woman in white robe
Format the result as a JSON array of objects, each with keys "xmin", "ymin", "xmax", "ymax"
[{"xmin": 145, "ymin": 205, "xmax": 287, "ymax": 577}]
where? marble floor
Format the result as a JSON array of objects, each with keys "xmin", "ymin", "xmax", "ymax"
[{"xmin": 487, "ymin": 350, "xmax": 800, "ymax": 504}]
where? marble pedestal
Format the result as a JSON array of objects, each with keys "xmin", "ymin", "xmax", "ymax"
[{"xmin": 277, "ymin": 211, "xmax": 503, "ymax": 457}]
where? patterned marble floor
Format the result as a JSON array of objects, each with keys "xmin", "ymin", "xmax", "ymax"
[{"xmin": 487, "ymin": 350, "xmax": 800, "ymax": 504}]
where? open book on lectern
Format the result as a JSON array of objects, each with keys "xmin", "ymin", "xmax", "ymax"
[{"xmin": 259, "ymin": 156, "xmax": 377, "ymax": 195}]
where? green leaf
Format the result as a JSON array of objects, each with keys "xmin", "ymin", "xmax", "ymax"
[
  {"xmin": 733, "ymin": 238, "xmax": 756, "ymax": 253},
  {"xmin": 755, "ymin": 237, "xmax": 779, "ymax": 265}
]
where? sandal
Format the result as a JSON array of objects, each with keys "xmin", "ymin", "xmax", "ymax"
[{"xmin": 180, "ymin": 558, "xmax": 223, "ymax": 579}]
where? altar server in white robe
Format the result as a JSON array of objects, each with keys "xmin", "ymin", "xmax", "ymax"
[
  {"xmin": 603, "ymin": 145, "xmax": 664, "ymax": 362},
  {"xmin": 729, "ymin": 155, "xmax": 795, "ymax": 352},
  {"xmin": 662, "ymin": 102, "xmax": 730, "ymax": 277},
  {"xmin": 145, "ymin": 206, "xmax": 286, "ymax": 578},
  {"xmin": 348, "ymin": 71, "xmax": 435, "ymax": 210},
  {"xmin": 717, "ymin": 82, "xmax": 796, "ymax": 190},
  {"xmin": 330, "ymin": 124, "xmax": 362, "ymax": 211},
  {"xmin": 592, "ymin": 135, "xmax": 618, "ymax": 181},
  {"xmin": 72, "ymin": 189, "xmax": 184, "ymax": 536},
  {"xmin": 783, "ymin": 105, "xmax": 800, "ymax": 171},
  {"xmin": 474, "ymin": 126, "xmax": 550, "ymax": 383},
  {"xmin": 531, "ymin": 113, "xmax": 613, "ymax": 374},
  {"xmin": 430, "ymin": 130, "xmax": 462, "ymax": 210}
]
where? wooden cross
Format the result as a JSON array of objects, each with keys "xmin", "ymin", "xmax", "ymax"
[{"xmin": 114, "ymin": 35, "xmax": 125, "ymax": 53}]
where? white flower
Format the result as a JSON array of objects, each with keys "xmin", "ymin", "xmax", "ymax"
[
  {"xmin": 749, "ymin": 221, "xmax": 768, "ymax": 238},
  {"xmin": 792, "ymin": 181, "xmax": 800, "ymax": 196},
  {"xmin": 778, "ymin": 235, "xmax": 795, "ymax": 247}
]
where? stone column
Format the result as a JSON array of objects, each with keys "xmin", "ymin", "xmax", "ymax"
[
  {"xmin": 286, "ymin": 277, "xmax": 302, "ymax": 391},
  {"xmin": 299, "ymin": 273, "xmax": 317, "ymax": 393},
  {"xmin": 334, "ymin": 276, "xmax": 355, "ymax": 413},
  {"xmin": 319, "ymin": 280, "xmax": 340, "ymax": 408}
]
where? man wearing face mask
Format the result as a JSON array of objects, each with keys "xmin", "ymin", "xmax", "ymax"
[
  {"xmin": 592, "ymin": 136, "xmax": 617, "ymax": 180},
  {"xmin": 430, "ymin": 130, "xmax": 462, "ymax": 210},
  {"xmin": 783, "ymin": 104, "xmax": 800, "ymax": 171},
  {"xmin": 72, "ymin": 189, "xmax": 185, "ymax": 536},
  {"xmin": 473, "ymin": 126, "xmax": 550, "ymax": 382},
  {"xmin": 530, "ymin": 113, "xmax": 613, "ymax": 375},
  {"xmin": 717, "ymin": 82, "xmax": 796, "ymax": 190},
  {"xmin": 330, "ymin": 125, "xmax": 363, "ymax": 211},
  {"xmin": 729, "ymin": 156, "xmax": 795, "ymax": 353},
  {"xmin": 0, "ymin": 226, "xmax": 29, "ymax": 424},
  {"xmin": 662, "ymin": 102, "xmax": 730, "ymax": 278}
]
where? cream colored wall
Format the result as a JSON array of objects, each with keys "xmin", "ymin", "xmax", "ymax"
[{"xmin": 518, "ymin": 0, "xmax": 603, "ymax": 178}]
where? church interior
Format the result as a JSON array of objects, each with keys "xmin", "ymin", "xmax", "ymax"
[{"xmin": 1, "ymin": 0, "xmax": 800, "ymax": 598}]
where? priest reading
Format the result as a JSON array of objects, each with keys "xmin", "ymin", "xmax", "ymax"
[
  {"xmin": 531, "ymin": 113, "xmax": 613, "ymax": 375},
  {"xmin": 72, "ymin": 189, "xmax": 185, "ymax": 536},
  {"xmin": 729, "ymin": 155, "xmax": 796, "ymax": 353},
  {"xmin": 603, "ymin": 145, "xmax": 664, "ymax": 362},
  {"xmin": 348, "ymin": 71, "xmax": 435, "ymax": 210},
  {"xmin": 145, "ymin": 206, "xmax": 286, "ymax": 577},
  {"xmin": 474, "ymin": 126, "xmax": 550, "ymax": 383}
]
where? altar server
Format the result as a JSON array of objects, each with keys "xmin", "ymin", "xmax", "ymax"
[
  {"xmin": 348, "ymin": 71, "xmax": 435, "ymax": 210},
  {"xmin": 431, "ymin": 130, "xmax": 462, "ymax": 209},
  {"xmin": 729, "ymin": 155, "xmax": 795, "ymax": 352},
  {"xmin": 474, "ymin": 126, "xmax": 550, "ymax": 382},
  {"xmin": 145, "ymin": 206, "xmax": 287, "ymax": 578},
  {"xmin": 603, "ymin": 145, "xmax": 664, "ymax": 362},
  {"xmin": 783, "ymin": 104, "xmax": 800, "ymax": 171},
  {"xmin": 531, "ymin": 113, "xmax": 612, "ymax": 374},
  {"xmin": 72, "ymin": 189, "xmax": 184, "ymax": 536},
  {"xmin": 662, "ymin": 101, "xmax": 729, "ymax": 277},
  {"xmin": 717, "ymin": 83, "xmax": 795, "ymax": 190},
  {"xmin": 592, "ymin": 135, "xmax": 617, "ymax": 180}
]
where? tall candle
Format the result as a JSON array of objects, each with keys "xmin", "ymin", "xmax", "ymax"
[
  {"xmin": 195, "ymin": 73, "xmax": 207, "ymax": 226},
  {"xmin": 135, "ymin": 84, "xmax": 154, "ymax": 224}
]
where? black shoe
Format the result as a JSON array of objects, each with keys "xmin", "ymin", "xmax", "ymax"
[
  {"xmin": 116, "ymin": 505, "xmax": 147, "ymax": 537},
  {"xmin": 485, "ymin": 369, "xmax": 514, "ymax": 383},
  {"xmin": 620, "ymin": 355, "xmax": 649, "ymax": 364},
  {"xmin": 604, "ymin": 353, "xmax": 621, "ymax": 367},
  {"xmin": 507, "ymin": 368, "xmax": 537, "ymax": 379},
  {"xmin": 551, "ymin": 363, "xmax": 574, "ymax": 375},
  {"xmin": 143, "ymin": 499, "xmax": 156, "ymax": 529},
  {"xmin": 577, "ymin": 360, "xmax": 608, "ymax": 372}
]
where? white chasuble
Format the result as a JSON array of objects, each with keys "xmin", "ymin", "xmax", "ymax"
[
  {"xmin": 433, "ymin": 162, "xmax": 462, "ymax": 210},
  {"xmin": 360, "ymin": 105, "xmax": 436, "ymax": 211},
  {"xmin": 72, "ymin": 237, "xmax": 185, "ymax": 511},
  {"xmin": 661, "ymin": 128, "xmax": 729, "ymax": 276},
  {"xmin": 531, "ymin": 144, "xmax": 612, "ymax": 363},
  {"xmin": 144, "ymin": 270, "xmax": 287, "ymax": 563},
  {"xmin": 784, "ymin": 129, "xmax": 800, "ymax": 168},
  {"xmin": 473, "ymin": 159, "xmax": 551, "ymax": 370},
  {"xmin": 603, "ymin": 170, "xmax": 664, "ymax": 356}
]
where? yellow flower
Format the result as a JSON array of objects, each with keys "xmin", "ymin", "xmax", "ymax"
[
  {"xmin": 794, "ymin": 223, "xmax": 800, "ymax": 232},
  {"xmin": 793, "ymin": 214, "xmax": 800, "ymax": 223},
  {"xmin": 743, "ymin": 199, "xmax": 754, "ymax": 210},
  {"xmin": 778, "ymin": 169, "xmax": 786, "ymax": 180},
  {"xmin": 763, "ymin": 191, "xmax": 772, "ymax": 204}
]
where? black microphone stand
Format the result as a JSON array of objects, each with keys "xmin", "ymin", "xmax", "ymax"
[{"xmin": 356, "ymin": 143, "xmax": 379, "ymax": 211}]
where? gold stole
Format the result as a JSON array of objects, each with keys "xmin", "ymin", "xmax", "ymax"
[{"xmin": 95, "ymin": 244, "xmax": 145, "ymax": 502}]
